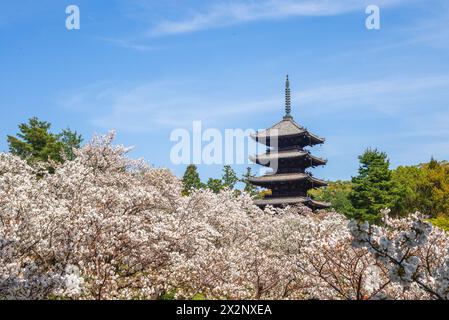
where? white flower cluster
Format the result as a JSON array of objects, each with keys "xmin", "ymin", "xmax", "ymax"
[
  {"xmin": 1, "ymin": 133, "xmax": 448, "ymax": 300},
  {"xmin": 349, "ymin": 209, "xmax": 449, "ymax": 299},
  {"xmin": 435, "ymin": 259, "xmax": 449, "ymax": 299}
]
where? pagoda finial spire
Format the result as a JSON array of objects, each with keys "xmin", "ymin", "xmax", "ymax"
[{"xmin": 284, "ymin": 74, "xmax": 292, "ymax": 119}]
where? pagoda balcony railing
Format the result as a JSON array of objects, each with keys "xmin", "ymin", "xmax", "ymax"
[
  {"xmin": 265, "ymin": 147, "xmax": 311, "ymax": 154},
  {"xmin": 259, "ymin": 150, "xmax": 327, "ymax": 163}
]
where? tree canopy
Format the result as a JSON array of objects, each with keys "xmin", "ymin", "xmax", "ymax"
[
  {"xmin": 181, "ymin": 164, "xmax": 204, "ymax": 195},
  {"xmin": 222, "ymin": 165, "xmax": 239, "ymax": 190},
  {"xmin": 242, "ymin": 167, "xmax": 258, "ymax": 197},
  {"xmin": 7, "ymin": 117, "xmax": 82, "ymax": 170},
  {"xmin": 349, "ymin": 149, "xmax": 400, "ymax": 223},
  {"xmin": 310, "ymin": 180, "xmax": 354, "ymax": 216}
]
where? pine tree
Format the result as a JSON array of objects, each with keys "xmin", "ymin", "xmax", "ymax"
[
  {"xmin": 181, "ymin": 164, "xmax": 203, "ymax": 195},
  {"xmin": 206, "ymin": 178, "xmax": 224, "ymax": 194},
  {"xmin": 349, "ymin": 149, "xmax": 400, "ymax": 223},
  {"xmin": 57, "ymin": 128, "xmax": 83, "ymax": 161},
  {"xmin": 7, "ymin": 117, "xmax": 82, "ymax": 169},
  {"xmin": 242, "ymin": 167, "xmax": 258, "ymax": 196},
  {"xmin": 221, "ymin": 165, "xmax": 238, "ymax": 190}
]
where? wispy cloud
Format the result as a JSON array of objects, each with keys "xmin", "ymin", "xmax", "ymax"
[
  {"xmin": 299, "ymin": 75, "xmax": 449, "ymax": 115},
  {"xmin": 99, "ymin": 37, "xmax": 159, "ymax": 52},
  {"xmin": 57, "ymin": 73, "xmax": 449, "ymax": 134},
  {"xmin": 147, "ymin": 0, "xmax": 410, "ymax": 36},
  {"xmin": 58, "ymin": 80, "xmax": 278, "ymax": 132},
  {"xmin": 400, "ymin": 2, "xmax": 449, "ymax": 49}
]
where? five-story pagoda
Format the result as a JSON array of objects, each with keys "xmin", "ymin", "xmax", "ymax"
[{"xmin": 249, "ymin": 76, "xmax": 329, "ymax": 209}]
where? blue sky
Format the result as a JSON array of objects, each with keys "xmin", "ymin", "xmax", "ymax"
[{"xmin": 1, "ymin": 0, "xmax": 449, "ymax": 183}]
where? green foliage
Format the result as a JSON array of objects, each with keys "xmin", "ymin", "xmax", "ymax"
[
  {"xmin": 182, "ymin": 164, "xmax": 204, "ymax": 195},
  {"xmin": 159, "ymin": 290, "xmax": 206, "ymax": 300},
  {"xmin": 391, "ymin": 165, "xmax": 426, "ymax": 217},
  {"xmin": 206, "ymin": 178, "xmax": 224, "ymax": 193},
  {"xmin": 8, "ymin": 117, "xmax": 60, "ymax": 163},
  {"xmin": 310, "ymin": 181, "xmax": 354, "ymax": 217},
  {"xmin": 311, "ymin": 156, "xmax": 449, "ymax": 221},
  {"xmin": 222, "ymin": 165, "xmax": 238, "ymax": 189},
  {"xmin": 57, "ymin": 128, "xmax": 83, "ymax": 161},
  {"xmin": 349, "ymin": 149, "xmax": 401, "ymax": 223},
  {"xmin": 390, "ymin": 159, "xmax": 449, "ymax": 218},
  {"xmin": 7, "ymin": 117, "xmax": 82, "ymax": 170},
  {"xmin": 416, "ymin": 159, "xmax": 449, "ymax": 217},
  {"xmin": 191, "ymin": 293, "xmax": 206, "ymax": 300},
  {"xmin": 258, "ymin": 189, "xmax": 271, "ymax": 199},
  {"xmin": 160, "ymin": 290, "xmax": 177, "ymax": 300},
  {"xmin": 428, "ymin": 215, "xmax": 449, "ymax": 232},
  {"xmin": 241, "ymin": 167, "xmax": 258, "ymax": 197},
  {"xmin": 182, "ymin": 165, "xmax": 244, "ymax": 195}
]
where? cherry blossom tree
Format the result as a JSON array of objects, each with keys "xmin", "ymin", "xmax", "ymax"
[
  {"xmin": 350, "ymin": 209, "xmax": 449, "ymax": 299},
  {"xmin": 1, "ymin": 132, "xmax": 447, "ymax": 300}
]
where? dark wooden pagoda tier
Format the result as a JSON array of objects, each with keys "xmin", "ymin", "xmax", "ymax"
[
  {"xmin": 249, "ymin": 75, "xmax": 330, "ymax": 210},
  {"xmin": 250, "ymin": 118, "xmax": 325, "ymax": 148},
  {"xmin": 249, "ymin": 149, "xmax": 327, "ymax": 171},
  {"xmin": 249, "ymin": 172, "xmax": 327, "ymax": 187},
  {"xmin": 253, "ymin": 196, "xmax": 330, "ymax": 210}
]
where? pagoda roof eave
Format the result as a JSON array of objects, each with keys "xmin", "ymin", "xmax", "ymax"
[
  {"xmin": 310, "ymin": 155, "xmax": 327, "ymax": 165},
  {"xmin": 249, "ymin": 150, "xmax": 327, "ymax": 166},
  {"xmin": 248, "ymin": 173, "xmax": 328, "ymax": 187},
  {"xmin": 306, "ymin": 199, "xmax": 331, "ymax": 209},
  {"xmin": 254, "ymin": 196, "xmax": 330, "ymax": 208},
  {"xmin": 250, "ymin": 131, "xmax": 325, "ymax": 144},
  {"xmin": 254, "ymin": 196, "xmax": 309, "ymax": 206},
  {"xmin": 250, "ymin": 118, "xmax": 325, "ymax": 145}
]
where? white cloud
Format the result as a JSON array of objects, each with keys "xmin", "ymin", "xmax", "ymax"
[
  {"xmin": 298, "ymin": 75, "xmax": 449, "ymax": 114},
  {"xmin": 58, "ymin": 73, "xmax": 449, "ymax": 134},
  {"xmin": 401, "ymin": 3, "xmax": 449, "ymax": 49},
  {"xmin": 148, "ymin": 0, "xmax": 411, "ymax": 36},
  {"xmin": 99, "ymin": 37, "xmax": 158, "ymax": 52}
]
